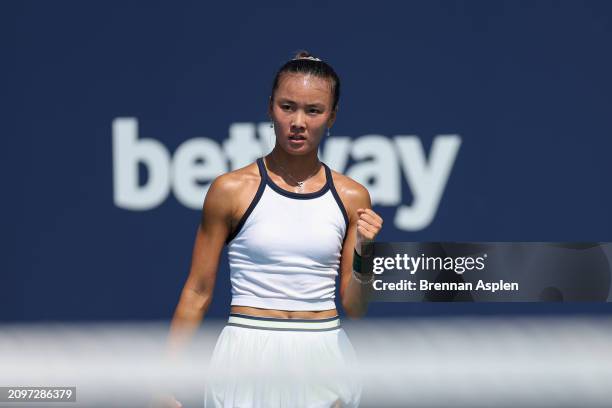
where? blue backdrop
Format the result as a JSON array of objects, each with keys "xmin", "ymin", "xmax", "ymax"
[{"xmin": 4, "ymin": 0, "xmax": 612, "ymax": 321}]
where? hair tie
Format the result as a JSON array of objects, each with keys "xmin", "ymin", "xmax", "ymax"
[{"xmin": 293, "ymin": 56, "xmax": 322, "ymax": 62}]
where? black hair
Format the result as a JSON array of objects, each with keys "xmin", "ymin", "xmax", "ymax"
[{"xmin": 270, "ymin": 50, "xmax": 341, "ymax": 111}]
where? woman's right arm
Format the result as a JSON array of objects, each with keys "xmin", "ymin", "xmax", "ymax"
[{"xmin": 167, "ymin": 175, "xmax": 235, "ymax": 358}]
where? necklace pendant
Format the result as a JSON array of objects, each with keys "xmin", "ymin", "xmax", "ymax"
[{"xmin": 297, "ymin": 181, "xmax": 305, "ymax": 189}]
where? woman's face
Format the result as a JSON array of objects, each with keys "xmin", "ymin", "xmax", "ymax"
[{"xmin": 269, "ymin": 73, "xmax": 336, "ymax": 155}]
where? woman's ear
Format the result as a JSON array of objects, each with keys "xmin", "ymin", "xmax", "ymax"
[
  {"xmin": 268, "ymin": 96, "xmax": 273, "ymax": 119},
  {"xmin": 327, "ymin": 106, "xmax": 338, "ymax": 128}
]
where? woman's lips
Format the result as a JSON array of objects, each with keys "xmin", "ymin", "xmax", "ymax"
[{"xmin": 288, "ymin": 135, "xmax": 306, "ymax": 145}]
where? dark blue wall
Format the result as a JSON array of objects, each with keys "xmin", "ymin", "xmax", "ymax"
[{"xmin": 4, "ymin": 1, "xmax": 612, "ymax": 321}]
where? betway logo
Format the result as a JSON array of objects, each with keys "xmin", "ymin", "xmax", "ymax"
[{"xmin": 112, "ymin": 118, "xmax": 461, "ymax": 231}]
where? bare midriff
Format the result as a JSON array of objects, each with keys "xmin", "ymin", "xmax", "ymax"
[{"xmin": 230, "ymin": 306, "xmax": 338, "ymax": 319}]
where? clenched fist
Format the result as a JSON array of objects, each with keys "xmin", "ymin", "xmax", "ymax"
[{"xmin": 355, "ymin": 208, "xmax": 383, "ymax": 254}]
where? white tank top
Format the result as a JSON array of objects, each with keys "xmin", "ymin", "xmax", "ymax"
[{"xmin": 226, "ymin": 157, "xmax": 349, "ymax": 311}]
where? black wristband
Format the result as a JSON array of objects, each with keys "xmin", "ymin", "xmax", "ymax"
[{"xmin": 352, "ymin": 249, "xmax": 362, "ymax": 273}]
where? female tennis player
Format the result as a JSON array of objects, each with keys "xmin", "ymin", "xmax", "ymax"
[{"xmin": 164, "ymin": 51, "xmax": 382, "ymax": 408}]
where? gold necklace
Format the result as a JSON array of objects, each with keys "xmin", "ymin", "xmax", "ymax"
[{"xmin": 267, "ymin": 155, "xmax": 321, "ymax": 193}]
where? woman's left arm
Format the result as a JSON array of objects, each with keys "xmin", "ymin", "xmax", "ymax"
[{"xmin": 338, "ymin": 183, "xmax": 383, "ymax": 318}]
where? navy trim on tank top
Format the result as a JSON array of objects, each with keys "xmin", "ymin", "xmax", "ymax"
[
  {"xmin": 226, "ymin": 158, "xmax": 350, "ymax": 244},
  {"xmin": 225, "ymin": 160, "xmax": 267, "ymax": 244},
  {"xmin": 260, "ymin": 157, "xmax": 330, "ymax": 200},
  {"xmin": 326, "ymin": 164, "xmax": 350, "ymax": 237}
]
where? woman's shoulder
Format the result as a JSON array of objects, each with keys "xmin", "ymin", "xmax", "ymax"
[
  {"xmin": 208, "ymin": 162, "xmax": 261, "ymax": 195},
  {"xmin": 200, "ymin": 162, "xmax": 262, "ymax": 223},
  {"xmin": 328, "ymin": 168, "xmax": 371, "ymax": 210}
]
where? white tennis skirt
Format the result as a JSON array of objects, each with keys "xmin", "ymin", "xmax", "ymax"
[{"xmin": 206, "ymin": 314, "xmax": 362, "ymax": 408}]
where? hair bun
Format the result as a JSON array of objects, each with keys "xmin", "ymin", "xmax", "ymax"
[{"xmin": 293, "ymin": 50, "xmax": 322, "ymax": 62}]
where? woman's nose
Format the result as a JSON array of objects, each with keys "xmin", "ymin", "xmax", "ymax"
[{"xmin": 290, "ymin": 111, "xmax": 306, "ymax": 132}]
